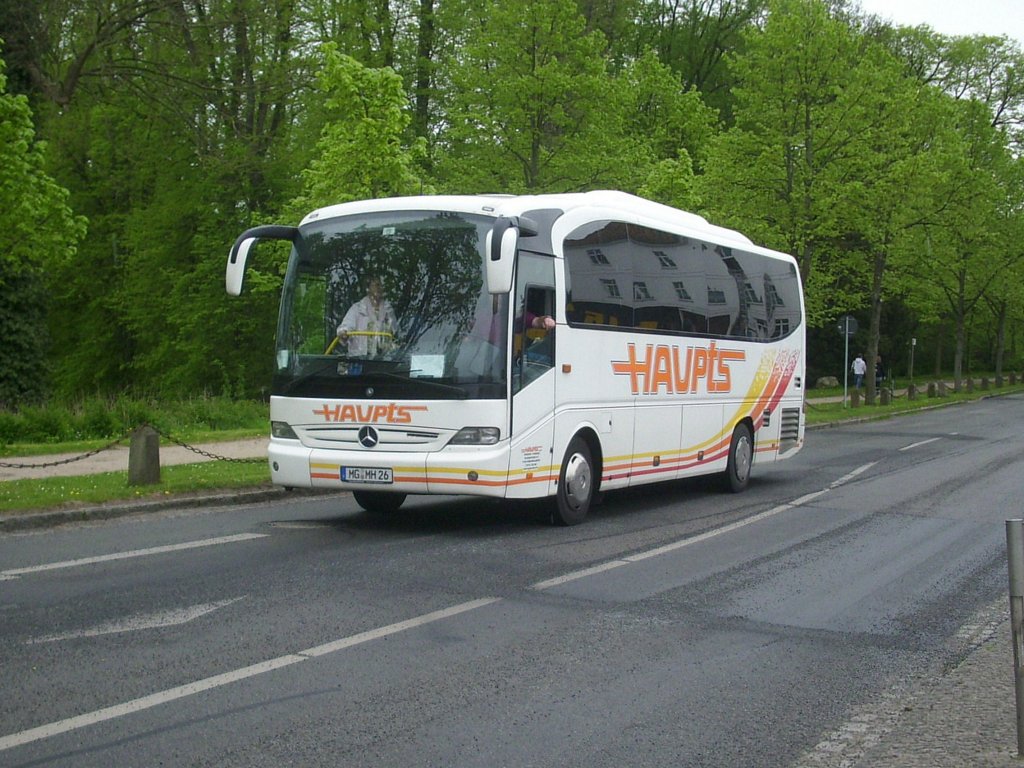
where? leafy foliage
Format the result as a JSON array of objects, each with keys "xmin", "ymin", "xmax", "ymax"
[
  {"xmin": 0, "ymin": 51, "xmax": 84, "ymax": 406},
  {"xmin": 0, "ymin": 0, "xmax": 1023, "ymax": 405}
]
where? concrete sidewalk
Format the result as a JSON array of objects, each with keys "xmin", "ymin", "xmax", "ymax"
[
  {"xmin": 0, "ymin": 436, "xmax": 268, "ymax": 482},
  {"xmin": 793, "ymin": 604, "xmax": 1020, "ymax": 767}
]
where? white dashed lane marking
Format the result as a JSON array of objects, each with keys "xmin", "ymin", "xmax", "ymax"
[{"xmin": 1, "ymin": 533, "xmax": 268, "ymax": 580}]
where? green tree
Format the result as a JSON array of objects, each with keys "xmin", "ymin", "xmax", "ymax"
[
  {"xmin": 32, "ymin": 0, "xmax": 306, "ymax": 397},
  {"xmin": 831, "ymin": 64, "xmax": 956, "ymax": 404},
  {"xmin": 0, "ymin": 48, "xmax": 84, "ymax": 406},
  {"xmin": 699, "ymin": 0, "xmax": 875, "ymax": 322},
  {"xmin": 635, "ymin": 0, "xmax": 765, "ymax": 123},
  {"xmin": 887, "ymin": 30, "xmax": 1024, "ymax": 387},
  {"xmin": 908, "ymin": 99, "xmax": 1018, "ymax": 389},
  {"xmin": 436, "ymin": 0, "xmax": 651, "ymax": 193},
  {"xmin": 698, "ymin": 0, "xmax": 966, "ymax": 403},
  {"xmin": 287, "ymin": 44, "xmax": 430, "ymax": 218}
]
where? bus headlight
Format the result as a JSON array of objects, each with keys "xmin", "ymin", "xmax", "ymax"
[
  {"xmin": 271, "ymin": 421, "xmax": 299, "ymax": 439},
  {"xmin": 449, "ymin": 427, "xmax": 500, "ymax": 445}
]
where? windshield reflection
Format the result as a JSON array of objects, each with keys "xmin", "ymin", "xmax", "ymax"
[{"xmin": 273, "ymin": 210, "xmax": 508, "ymax": 400}]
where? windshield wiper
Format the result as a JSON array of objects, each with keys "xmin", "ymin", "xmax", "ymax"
[
  {"xmin": 279, "ymin": 356, "xmax": 348, "ymax": 394},
  {"xmin": 373, "ymin": 372, "xmax": 468, "ymax": 399}
]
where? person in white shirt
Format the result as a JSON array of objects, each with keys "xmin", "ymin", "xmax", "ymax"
[
  {"xmin": 336, "ymin": 276, "xmax": 397, "ymax": 357},
  {"xmin": 852, "ymin": 353, "xmax": 867, "ymax": 388}
]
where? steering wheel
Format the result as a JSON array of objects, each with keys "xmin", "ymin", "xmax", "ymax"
[{"xmin": 324, "ymin": 330, "xmax": 395, "ymax": 355}]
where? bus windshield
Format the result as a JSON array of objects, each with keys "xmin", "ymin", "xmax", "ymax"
[{"xmin": 273, "ymin": 210, "xmax": 508, "ymax": 400}]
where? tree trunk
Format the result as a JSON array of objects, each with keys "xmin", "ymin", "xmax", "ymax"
[
  {"xmin": 865, "ymin": 250, "xmax": 886, "ymax": 405},
  {"xmin": 994, "ymin": 300, "xmax": 1007, "ymax": 380},
  {"xmin": 413, "ymin": 0, "xmax": 436, "ymax": 141},
  {"xmin": 952, "ymin": 269, "xmax": 967, "ymax": 392}
]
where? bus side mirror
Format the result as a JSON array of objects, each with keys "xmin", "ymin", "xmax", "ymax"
[
  {"xmin": 486, "ymin": 217, "xmax": 518, "ymax": 295},
  {"xmin": 226, "ymin": 225, "xmax": 299, "ymax": 296}
]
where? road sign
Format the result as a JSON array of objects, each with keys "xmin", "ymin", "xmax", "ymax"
[{"xmin": 837, "ymin": 315, "xmax": 858, "ymax": 337}]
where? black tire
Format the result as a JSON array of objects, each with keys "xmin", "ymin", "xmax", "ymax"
[
  {"xmin": 552, "ymin": 436, "xmax": 594, "ymax": 526},
  {"xmin": 353, "ymin": 491, "xmax": 406, "ymax": 513},
  {"xmin": 723, "ymin": 422, "xmax": 753, "ymax": 493}
]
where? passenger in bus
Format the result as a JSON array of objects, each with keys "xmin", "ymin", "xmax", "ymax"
[
  {"xmin": 525, "ymin": 312, "xmax": 556, "ymax": 332},
  {"xmin": 336, "ymin": 276, "xmax": 397, "ymax": 357},
  {"xmin": 456, "ymin": 297, "xmax": 554, "ymax": 380}
]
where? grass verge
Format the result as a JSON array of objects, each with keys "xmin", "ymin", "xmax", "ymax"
[
  {"xmin": 0, "ymin": 427, "xmax": 267, "ymax": 459},
  {"xmin": 805, "ymin": 381, "xmax": 1024, "ymax": 425},
  {"xmin": 1, "ymin": 460, "xmax": 271, "ymax": 514}
]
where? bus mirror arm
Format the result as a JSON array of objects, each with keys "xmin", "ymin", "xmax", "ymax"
[
  {"xmin": 226, "ymin": 225, "xmax": 299, "ymax": 296},
  {"xmin": 485, "ymin": 216, "xmax": 535, "ymax": 295}
]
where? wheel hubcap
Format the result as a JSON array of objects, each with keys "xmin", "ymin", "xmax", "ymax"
[
  {"xmin": 564, "ymin": 453, "xmax": 592, "ymax": 509},
  {"xmin": 735, "ymin": 436, "xmax": 751, "ymax": 482}
]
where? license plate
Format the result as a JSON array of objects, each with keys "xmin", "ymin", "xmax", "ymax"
[{"xmin": 340, "ymin": 466, "xmax": 393, "ymax": 484}]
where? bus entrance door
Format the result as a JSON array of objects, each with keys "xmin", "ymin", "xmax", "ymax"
[{"xmin": 508, "ymin": 256, "xmax": 556, "ymax": 498}]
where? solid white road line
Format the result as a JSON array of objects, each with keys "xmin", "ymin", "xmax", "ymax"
[
  {"xmin": 531, "ymin": 463, "xmax": 877, "ymax": 591},
  {"xmin": 0, "ymin": 534, "xmax": 268, "ymax": 580},
  {"xmin": 0, "ymin": 597, "xmax": 499, "ymax": 752}
]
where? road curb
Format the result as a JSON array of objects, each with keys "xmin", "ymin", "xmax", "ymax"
[
  {"xmin": 0, "ymin": 487, "xmax": 342, "ymax": 533},
  {"xmin": 806, "ymin": 388, "xmax": 1019, "ymax": 429}
]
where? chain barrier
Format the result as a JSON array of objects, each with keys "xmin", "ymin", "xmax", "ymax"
[
  {"xmin": 0, "ymin": 428, "xmax": 136, "ymax": 469},
  {"xmin": 143, "ymin": 422, "xmax": 264, "ymax": 465},
  {"xmin": 0, "ymin": 422, "xmax": 264, "ymax": 470}
]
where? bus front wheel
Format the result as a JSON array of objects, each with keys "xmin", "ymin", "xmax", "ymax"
[
  {"xmin": 723, "ymin": 422, "xmax": 753, "ymax": 493},
  {"xmin": 552, "ymin": 436, "xmax": 594, "ymax": 526},
  {"xmin": 353, "ymin": 491, "xmax": 406, "ymax": 514}
]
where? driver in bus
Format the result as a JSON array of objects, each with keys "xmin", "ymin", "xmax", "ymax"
[{"xmin": 336, "ymin": 275, "xmax": 397, "ymax": 357}]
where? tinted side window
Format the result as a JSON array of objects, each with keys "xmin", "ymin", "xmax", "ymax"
[
  {"xmin": 564, "ymin": 220, "xmax": 633, "ymax": 328},
  {"xmin": 564, "ymin": 220, "xmax": 801, "ymax": 341},
  {"xmin": 717, "ymin": 249, "xmax": 802, "ymax": 340},
  {"xmin": 628, "ymin": 224, "xmax": 697, "ymax": 333},
  {"xmin": 708, "ymin": 244, "xmax": 744, "ymax": 338}
]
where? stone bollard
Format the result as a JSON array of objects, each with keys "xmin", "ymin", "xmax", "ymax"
[
  {"xmin": 997, "ymin": 375, "xmax": 1004, "ymax": 388},
  {"xmin": 1011, "ymin": 372, "xmax": 1017, "ymax": 385},
  {"xmin": 981, "ymin": 377, "xmax": 990, "ymax": 390},
  {"xmin": 880, "ymin": 387, "xmax": 891, "ymax": 405},
  {"xmin": 966, "ymin": 377, "xmax": 974, "ymax": 393},
  {"xmin": 851, "ymin": 389, "xmax": 861, "ymax": 408},
  {"xmin": 937, "ymin": 380, "xmax": 947, "ymax": 397},
  {"xmin": 128, "ymin": 425, "xmax": 161, "ymax": 486},
  {"xmin": 907, "ymin": 383, "xmax": 917, "ymax": 400},
  {"xmin": 928, "ymin": 382, "xmax": 937, "ymax": 398}
]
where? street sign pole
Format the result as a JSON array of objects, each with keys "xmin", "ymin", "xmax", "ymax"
[
  {"xmin": 843, "ymin": 322, "xmax": 849, "ymax": 408},
  {"xmin": 837, "ymin": 315, "xmax": 858, "ymax": 409}
]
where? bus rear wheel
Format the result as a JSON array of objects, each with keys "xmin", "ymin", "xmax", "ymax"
[
  {"xmin": 353, "ymin": 491, "xmax": 406, "ymax": 514},
  {"xmin": 723, "ymin": 422, "xmax": 753, "ymax": 493},
  {"xmin": 552, "ymin": 436, "xmax": 594, "ymax": 526}
]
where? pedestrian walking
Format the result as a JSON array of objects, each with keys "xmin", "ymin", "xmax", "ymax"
[{"xmin": 852, "ymin": 353, "xmax": 867, "ymax": 389}]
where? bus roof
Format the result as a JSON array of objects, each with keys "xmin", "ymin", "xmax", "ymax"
[{"xmin": 300, "ymin": 191, "xmax": 776, "ymax": 259}]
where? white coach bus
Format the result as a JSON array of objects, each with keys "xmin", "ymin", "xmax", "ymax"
[{"xmin": 227, "ymin": 191, "xmax": 805, "ymax": 525}]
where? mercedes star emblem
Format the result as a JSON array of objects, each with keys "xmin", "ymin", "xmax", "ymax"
[{"xmin": 358, "ymin": 426, "xmax": 379, "ymax": 448}]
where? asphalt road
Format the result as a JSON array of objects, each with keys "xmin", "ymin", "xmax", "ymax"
[{"xmin": 1, "ymin": 395, "xmax": 1021, "ymax": 767}]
